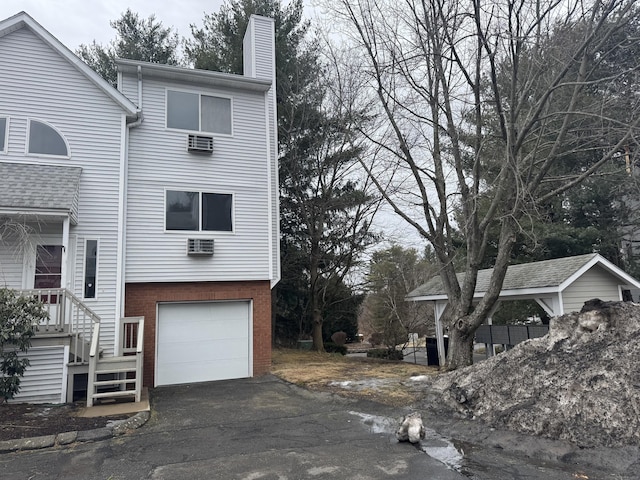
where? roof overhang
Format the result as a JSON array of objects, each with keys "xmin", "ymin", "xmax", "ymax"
[
  {"xmin": 116, "ymin": 59, "xmax": 272, "ymax": 92},
  {"xmin": 407, "ymin": 286, "xmax": 562, "ymax": 303},
  {"xmin": 0, "ymin": 208, "xmax": 73, "ymax": 222}
]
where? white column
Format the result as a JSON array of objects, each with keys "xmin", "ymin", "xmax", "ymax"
[{"xmin": 61, "ymin": 216, "xmax": 70, "ymax": 289}]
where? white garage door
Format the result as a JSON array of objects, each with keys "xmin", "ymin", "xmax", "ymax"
[{"xmin": 156, "ymin": 301, "xmax": 251, "ymax": 386}]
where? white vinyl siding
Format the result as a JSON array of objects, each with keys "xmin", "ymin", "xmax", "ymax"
[
  {"xmin": 125, "ymin": 76, "xmax": 271, "ymax": 283},
  {"xmin": 0, "ymin": 238, "xmax": 25, "ymax": 288},
  {"xmin": 0, "ymin": 27, "xmax": 126, "ymax": 355},
  {"xmin": 562, "ymin": 266, "xmax": 622, "ymax": 313},
  {"xmin": 9, "ymin": 346, "xmax": 67, "ymax": 404}
]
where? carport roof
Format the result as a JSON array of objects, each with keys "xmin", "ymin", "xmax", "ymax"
[{"xmin": 407, "ymin": 253, "xmax": 640, "ymax": 301}]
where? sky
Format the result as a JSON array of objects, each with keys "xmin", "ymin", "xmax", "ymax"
[{"xmin": 2, "ymin": 1, "xmax": 231, "ymax": 51}]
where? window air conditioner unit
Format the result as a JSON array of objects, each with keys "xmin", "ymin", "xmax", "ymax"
[
  {"xmin": 187, "ymin": 238, "xmax": 214, "ymax": 255},
  {"xmin": 187, "ymin": 134, "xmax": 214, "ymax": 153}
]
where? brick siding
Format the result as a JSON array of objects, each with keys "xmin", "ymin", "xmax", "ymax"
[{"xmin": 125, "ymin": 281, "xmax": 272, "ymax": 387}]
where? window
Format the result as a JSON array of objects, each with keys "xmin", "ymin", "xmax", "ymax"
[
  {"xmin": 0, "ymin": 117, "xmax": 6, "ymax": 153},
  {"xmin": 166, "ymin": 90, "xmax": 232, "ymax": 135},
  {"xmin": 166, "ymin": 190, "xmax": 233, "ymax": 232},
  {"xmin": 28, "ymin": 119, "xmax": 69, "ymax": 156},
  {"xmin": 84, "ymin": 240, "xmax": 98, "ymax": 299},
  {"xmin": 34, "ymin": 245, "xmax": 63, "ymax": 290}
]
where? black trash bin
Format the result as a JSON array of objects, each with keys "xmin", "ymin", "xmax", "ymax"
[{"xmin": 425, "ymin": 337, "xmax": 448, "ymax": 366}]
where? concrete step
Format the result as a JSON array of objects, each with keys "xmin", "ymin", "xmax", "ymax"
[{"xmin": 90, "ymin": 390, "xmax": 137, "ymax": 400}]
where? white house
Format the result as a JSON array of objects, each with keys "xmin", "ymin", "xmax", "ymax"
[{"xmin": 0, "ymin": 12, "xmax": 279, "ymax": 404}]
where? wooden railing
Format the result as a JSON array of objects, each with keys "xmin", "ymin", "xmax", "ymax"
[
  {"xmin": 18, "ymin": 288, "xmax": 100, "ymax": 365},
  {"xmin": 87, "ymin": 316, "xmax": 144, "ymax": 407}
]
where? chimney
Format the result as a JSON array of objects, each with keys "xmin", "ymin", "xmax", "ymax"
[{"xmin": 243, "ymin": 15, "xmax": 275, "ymax": 82}]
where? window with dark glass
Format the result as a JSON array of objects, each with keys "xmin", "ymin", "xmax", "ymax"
[
  {"xmin": 166, "ymin": 90, "xmax": 231, "ymax": 135},
  {"xmin": 0, "ymin": 117, "xmax": 6, "ymax": 152},
  {"xmin": 166, "ymin": 191, "xmax": 199, "ymax": 230},
  {"xmin": 34, "ymin": 245, "xmax": 63, "ymax": 289},
  {"xmin": 84, "ymin": 240, "xmax": 97, "ymax": 299},
  {"xmin": 166, "ymin": 190, "xmax": 232, "ymax": 232},
  {"xmin": 28, "ymin": 120, "xmax": 68, "ymax": 156},
  {"xmin": 203, "ymin": 193, "xmax": 232, "ymax": 231}
]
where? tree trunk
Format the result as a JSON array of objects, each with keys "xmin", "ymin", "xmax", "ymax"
[
  {"xmin": 312, "ymin": 308, "xmax": 325, "ymax": 352},
  {"xmin": 445, "ymin": 320, "xmax": 474, "ymax": 371}
]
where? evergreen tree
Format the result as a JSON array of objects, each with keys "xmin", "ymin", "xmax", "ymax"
[{"xmin": 77, "ymin": 9, "xmax": 180, "ymax": 86}]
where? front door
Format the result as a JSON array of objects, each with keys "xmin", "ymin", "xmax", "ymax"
[
  {"xmin": 34, "ymin": 245, "xmax": 63, "ymax": 290},
  {"xmin": 33, "ymin": 245, "xmax": 63, "ymax": 307}
]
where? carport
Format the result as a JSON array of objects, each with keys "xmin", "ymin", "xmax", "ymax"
[{"xmin": 406, "ymin": 253, "xmax": 640, "ymax": 366}]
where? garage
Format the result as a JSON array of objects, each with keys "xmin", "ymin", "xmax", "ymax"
[{"xmin": 156, "ymin": 301, "xmax": 251, "ymax": 386}]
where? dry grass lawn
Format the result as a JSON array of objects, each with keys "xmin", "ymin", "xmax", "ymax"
[{"xmin": 271, "ymin": 348, "xmax": 438, "ymax": 407}]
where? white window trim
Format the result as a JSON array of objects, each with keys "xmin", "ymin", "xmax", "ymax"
[
  {"xmin": 163, "ymin": 188, "xmax": 235, "ymax": 234},
  {"xmin": 0, "ymin": 116, "xmax": 8, "ymax": 154},
  {"xmin": 82, "ymin": 238, "xmax": 99, "ymax": 301},
  {"xmin": 164, "ymin": 88, "xmax": 234, "ymax": 137},
  {"xmin": 25, "ymin": 118, "xmax": 71, "ymax": 159}
]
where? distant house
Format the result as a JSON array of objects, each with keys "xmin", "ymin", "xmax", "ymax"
[
  {"xmin": 407, "ymin": 253, "xmax": 640, "ymax": 365},
  {"xmin": 0, "ymin": 12, "xmax": 279, "ymax": 404}
]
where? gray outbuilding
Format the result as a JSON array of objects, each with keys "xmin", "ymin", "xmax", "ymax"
[{"xmin": 406, "ymin": 253, "xmax": 640, "ymax": 366}]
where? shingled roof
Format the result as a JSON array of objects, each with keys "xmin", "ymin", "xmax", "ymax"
[
  {"xmin": 407, "ymin": 253, "xmax": 638, "ymax": 300},
  {"xmin": 0, "ymin": 162, "xmax": 82, "ymax": 223}
]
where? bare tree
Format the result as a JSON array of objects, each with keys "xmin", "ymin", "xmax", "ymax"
[
  {"xmin": 361, "ymin": 245, "xmax": 436, "ymax": 349},
  {"xmin": 325, "ymin": 0, "xmax": 640, "ymax": 369}
]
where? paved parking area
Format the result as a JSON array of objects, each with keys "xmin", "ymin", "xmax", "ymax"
[{"xmin": 1, "ymin": 376, "xmax": 633, "ymax": 479}]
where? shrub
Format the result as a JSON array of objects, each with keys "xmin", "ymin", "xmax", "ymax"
[
  {"xmin": 369, "ymin": 332, "xmax": 383, "ymax": 347},
  {"xmin": 366, "ymin": 348, "xmax": 404, "ymax": 361},
  {"xmin": 0, "ymin": 288, "xmax": 48, "ymax": 402},
  {"xmin": 330, "ymin": 331, "xmax": 347, "ymax": 345},
  {"xmin": 324, "ymin": 342, "xmax": 347, "ymax": 355}
]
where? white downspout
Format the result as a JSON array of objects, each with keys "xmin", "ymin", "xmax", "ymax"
[{"xmin": 115, "ymin": 66, "xmax": 143, "ymax": 354}]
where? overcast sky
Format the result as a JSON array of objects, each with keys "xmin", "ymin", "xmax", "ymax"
[{"xmin": 2, "ymin": 1, "xmax": 239, "ymax": 51}]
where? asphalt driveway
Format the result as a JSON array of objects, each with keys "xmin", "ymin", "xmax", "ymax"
[{"xmin": 1, "ymin": 375, "xmax": 634, "ymax": 479}]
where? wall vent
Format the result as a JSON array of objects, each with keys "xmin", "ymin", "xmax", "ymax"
[
  {"xmin": 187, "ymin": 238, "xmax": 214, "ymax": 255},
  {"xmin": 187, "ymin": 134, "xmax": 214, "ymax": 153}
]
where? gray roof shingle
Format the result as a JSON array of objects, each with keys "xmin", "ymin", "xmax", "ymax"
[
  {"xmin": 407, "ymin": 253, "xmax": 599, "ymax": 298},
  {"xmin": 0, "ymin": 162, "xmax": 82, "ymax": 223}
]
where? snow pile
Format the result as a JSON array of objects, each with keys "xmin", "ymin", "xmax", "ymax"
[{"xmin": 432, "ymin": 300, "xmax": 640, "ymax": 447}]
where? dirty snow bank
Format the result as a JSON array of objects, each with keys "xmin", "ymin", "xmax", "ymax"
[{"xmin": 432, "ymin": 300, "xmax": 640, "ymax": 448}]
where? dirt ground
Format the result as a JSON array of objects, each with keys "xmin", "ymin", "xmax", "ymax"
[
  {"xmin": 0, "ymin": 402, "xmax": 129, "ymax": 441},
  {"xmin": 271, "ymin": 348, "xmax": 438, "ymax": 406},
  {"xmin": 0, "ymin": 349, "xmax": 430, "ymax": 442}
]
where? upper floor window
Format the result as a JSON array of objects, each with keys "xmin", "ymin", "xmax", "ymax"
[
  {"xmin": 166, "ymin": 90, "xmax": 232, "ymax": 135},
  {"xmin": 0, "ymin": 117, "xmax": 7, "ymax": 153},
  {"xmin": 166, "ymin": 190, "xmax": 233, "ymax": 232},
  {"xmin": 28, "ymin": 119, "xmax": 69, "ymax": 157}
]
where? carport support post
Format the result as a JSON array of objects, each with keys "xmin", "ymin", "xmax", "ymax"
[
  {"xmin": 434, "ymin": 301, "xmax": 447, "ymax": 367},
  {"xmin": 487, "ymin": 301, "xmax": 500, "ymax": 357}
]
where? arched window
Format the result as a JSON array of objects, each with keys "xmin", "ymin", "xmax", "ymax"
[{"xmin": 28, "ymin": 119, "xmax": 69, "ymax": 156}]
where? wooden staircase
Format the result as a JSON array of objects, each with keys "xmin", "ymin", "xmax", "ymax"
[{"xmin": 87, "ymin": 317, "xmax": 144, "ymax": 407}]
